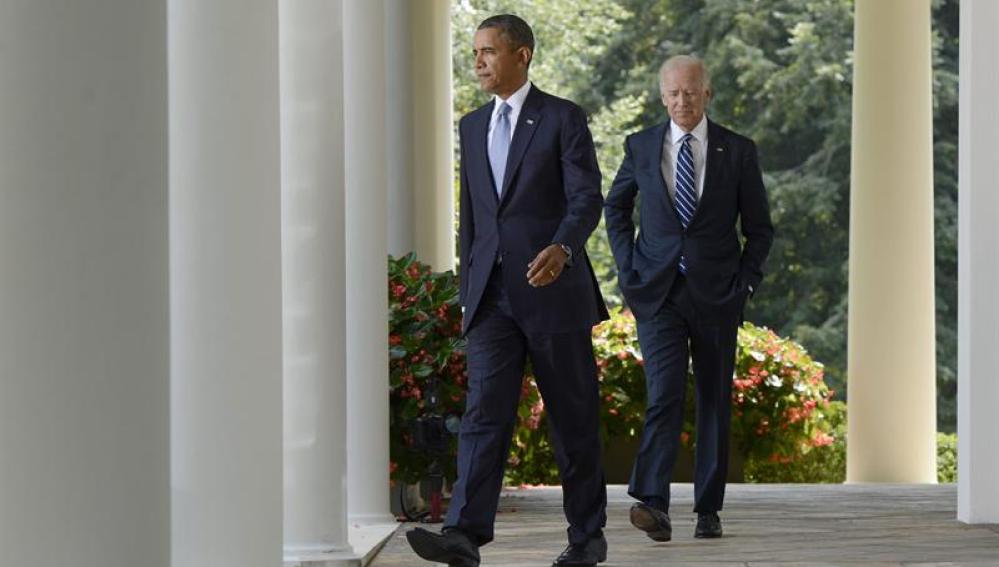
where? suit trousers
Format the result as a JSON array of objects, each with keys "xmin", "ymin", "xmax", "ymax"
[
  {"xmin": 445, "ymin": 264, "xmax": 607, "ymax": 545},
  {"xmin": 628, "ymin": 275, "xmax": 739, "ymax": 514}
]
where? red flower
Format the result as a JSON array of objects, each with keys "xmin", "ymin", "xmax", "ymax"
[{"xmin": 812, "ymin": 432, "xmax": 835, "ymax": 447}]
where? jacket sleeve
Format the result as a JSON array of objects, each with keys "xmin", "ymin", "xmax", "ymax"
[
  {"xmin": 550, "ymin": 104, "xmax": 603, "ymax": 256},
  {"xmin": 603, "ymin": 135, "xmax": 639, "ymax": 273},
  {"xmin": 737, "ymin": 139, "xmax": 774, "ymax": 291}
]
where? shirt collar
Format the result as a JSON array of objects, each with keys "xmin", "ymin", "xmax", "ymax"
[
  {"xmin": 493, "ymin": 80, "xmax": 532, "ymax": 118},
  {"xmin": 669, "ymin": 115, "xmax": 708, "ymax": 144}
]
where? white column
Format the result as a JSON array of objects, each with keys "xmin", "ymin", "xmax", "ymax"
[
  {"xmin": 281, "ymin": 0, "xmax": 354, "ymax": 562},
  {"xmin": 0, "ymin": 3, "xmax": 169, "ymax": 565},
  {"xmin": 846, "ymin": 0, "xmax": 937, "ymax": 483},
  {"xmin": 169, "ymin": 2, "xmax": 283, "ymax": 566},
  {"xmin": 385, "ymin": 0, "xmax": 455, "ymax": 271},
  {"xmin": 344, "ymin": 0, "xmax": 395, "ymax": 528},
  {"xmin": 958, "ymin": 0, "xmax": 999, "ymax": 523},
  {"xmin": 385, "ymin": 0, "xmax": 416, "ymax": 260}
]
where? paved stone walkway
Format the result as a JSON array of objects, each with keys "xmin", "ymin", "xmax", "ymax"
[{"xmin": 370, "ymin": 484, "xmax": 999, "ymax": 566}]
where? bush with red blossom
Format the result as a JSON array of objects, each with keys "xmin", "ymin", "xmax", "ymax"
[
  {"xmin": 388, "ymin": 254, "xmax": 466, "ymax": 484},
  {"xmin": 388, "ymin": 256, "xmax": 845, "ymax": 485}
]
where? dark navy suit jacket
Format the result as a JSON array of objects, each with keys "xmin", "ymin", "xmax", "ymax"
[
  {"xmin": 458, "ymin": 85, "xmax": 609, "ymax": 335},
  {"xmin": 604, "ymin": 120, "xmax": 774, "ymax": 322}
]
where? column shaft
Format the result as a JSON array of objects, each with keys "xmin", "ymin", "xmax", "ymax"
[
  {"xmin": 958, "ymin": 0, "xmax": 999, "ymax": 522},
  {"xmin": 0, "ymin": 2, "xmax": 169, "ymax": 565},
  {"xmin": 169, "ymin": 1, "xmax": 283, "ymax": 565},
  {"xmin": 385, "ymin": 0, "xmax": 455, "ymax": 271},
  {"xmin": 281, "ymin": 0, "xmax": 352, "ymax": 557},
  {"xmin": 847, "ymin": 0, "xmax": 937, "ymax": 483},
  {"xmin": 344, "ymin": 0, "xmax": 394, "ymax": 526}
]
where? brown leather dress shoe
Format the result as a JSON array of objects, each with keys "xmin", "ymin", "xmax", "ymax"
[{"xmin": 629, "ymin": 502, "xmax": 672, "ymax": 542}]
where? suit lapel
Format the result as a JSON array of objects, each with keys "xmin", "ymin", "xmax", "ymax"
[
  {"xmin": 651, "ymin": 122, "xmax": 683, "ymax": 225},
  {"xmin": 469, "ymin": 101, "xmax": 499, "ymax": 205},
  {"xmin": 694, "ymin": 119, "xmax": 726, "ymax": 225},
  {"xmin": 498, "ymin": 87, "xmax": 543, "ymax": 207}
]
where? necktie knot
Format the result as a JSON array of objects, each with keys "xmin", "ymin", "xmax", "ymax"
[
  {"xmin": 680, "ymin": 132, "xmax": 693, "ymax": 145},
  {"xmin": 498, "ymin": 102, "xmax": 511, "ymax": 117}
]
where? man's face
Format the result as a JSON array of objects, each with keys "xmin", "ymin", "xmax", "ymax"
[
  {"xmin": 661, "ymin": 64, "xmax": 711, "ymax": 132},
  {"xmin": 473, "ymin": 27, "xmax": 530, "ymax": 97}
]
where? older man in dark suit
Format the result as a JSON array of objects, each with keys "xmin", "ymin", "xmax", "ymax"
[
  {"xmin": 605, "ymin": 55, "xmax": 773, "ymax": 543},
  {"xmin": 406, "ymin": 14, "xmax": 609, "ymax": 567}
]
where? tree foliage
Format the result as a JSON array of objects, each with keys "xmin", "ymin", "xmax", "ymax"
[{"xmin": 451, "ymin": 0, "xmax": 959, "ymax": 430}]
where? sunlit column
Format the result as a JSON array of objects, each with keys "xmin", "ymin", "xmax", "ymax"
[{"xmin": 847, "ymin": 0, "xmax": 937, "ymax": 483}]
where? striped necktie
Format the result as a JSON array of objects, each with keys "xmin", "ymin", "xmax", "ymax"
[{"xmin": 675, "ymin": 133, "xmax": 697, "ymax": 274}]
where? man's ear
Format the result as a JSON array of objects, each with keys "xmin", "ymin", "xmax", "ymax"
[{"xmin": 519, "ymin": 46, "xmax": 533, "ymax": 68}]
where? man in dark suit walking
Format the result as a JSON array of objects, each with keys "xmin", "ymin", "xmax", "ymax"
[
  {"xmin": 406, "ymin": 14, "xmax": 609, "ymax": 567},
  {"xmin": 605, "ymin": 55, "xmax": 773, "ymax": 543}
]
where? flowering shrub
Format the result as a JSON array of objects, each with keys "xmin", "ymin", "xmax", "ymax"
[
  {"xmin": 388, "ymin": 254, "xmax": 466, "ymax": 484},
  {"xmin": 729, "ymin": 323, "xmax": 838, "ymax": 465},
  {"xmin": 388, "ymin": 256, "xmax": 843, "ymax": 485}
]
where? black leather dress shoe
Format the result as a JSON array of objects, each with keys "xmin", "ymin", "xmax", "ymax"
[
  {"xmin": 406, "ymin": 527, "xmax": 480, "ymax": 567},
  {"xmin": 552, "ymin": 534, "xmax": 607, "ymax": 566},
  {"xmin": 629, "ymin": 502, "xmax": 672, "ymax": 542},
  {"xmin": 695, "ymin": 512, "xmax": 723, "ymax": 538}
]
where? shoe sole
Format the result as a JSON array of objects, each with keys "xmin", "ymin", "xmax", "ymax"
[
  {"xmin": 695, "ymin": 530, "xmax": 722, "ymax": 539},
  {"xmin": 405, "ymin": 530, "xmax": 480, "ymax": 567},
  {"xmin": 629, "ymin": 506, "xmax": 672, "ymax": 542}
]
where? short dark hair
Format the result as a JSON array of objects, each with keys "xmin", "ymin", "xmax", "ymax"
[{"xmin": 478, "ymin": 14, "xmax": 535, "ymax": 63}]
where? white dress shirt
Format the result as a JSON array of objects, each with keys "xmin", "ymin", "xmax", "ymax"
[
  {"xmin": 487, "ymin": 80, "xmax": 532, "ymax": 151},
  {"xmin": 661, "ymin": 115, "xmax": 709, "ymax": 203}
]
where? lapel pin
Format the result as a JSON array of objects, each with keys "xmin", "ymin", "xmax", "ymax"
[
  {"xmin": 716, "ymin": 147, "xmax": 724, "ymax": 152},
  {"xmin": 526, "ymin": 119, "xmax": 535, "ymax": 125}
]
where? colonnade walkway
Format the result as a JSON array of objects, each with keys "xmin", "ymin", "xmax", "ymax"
[{"xmin": 371, "ymin": 484, "xmax": 999, "ymax": 566}]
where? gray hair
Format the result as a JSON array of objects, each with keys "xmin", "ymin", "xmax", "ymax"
[{"xmin": 658, "ymin": 55, "xmax": 712, "ymax": 94}]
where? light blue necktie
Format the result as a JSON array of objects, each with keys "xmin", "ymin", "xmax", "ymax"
[
  {"xmin": 489, "ymin": 102, "xmax": 512, "ymax": 196},
  {"xmin": 675, "ymin": 133, "xmax": 697, "ymax": 274}
]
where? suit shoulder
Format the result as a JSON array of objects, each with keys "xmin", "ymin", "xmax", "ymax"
[
  {"xmin": 622, "ymin": 122, "xmax": 667, "ymax": 148},
  {"xmin": 632, "ymin": 123, "xmax": 666, "ymax": 140},
  {"xmin": 533, "ymin": 88, "xmax": 588, "ymax": 120},
  {"xmin": 460, "ymin": 102, "xmax": 493, "ymax": 124}
]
